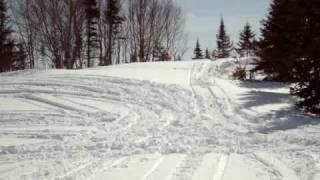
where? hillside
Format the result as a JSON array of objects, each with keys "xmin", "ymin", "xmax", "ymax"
[{"xmin": 0, "ymin": 59, "xmax": 319, "ymax": 180}]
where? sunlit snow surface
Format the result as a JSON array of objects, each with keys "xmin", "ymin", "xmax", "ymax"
[{"xmin": 0, "ymin": 59, "xmax": 319, "ymax": 180}]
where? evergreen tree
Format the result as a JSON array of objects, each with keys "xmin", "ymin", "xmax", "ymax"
[
  {"xmin": 216, "ymin": 17, "xmax": 233, "ymax": 59},
  {"xmin": 83, "ymin": 0, "xmax": 100, "ymax": 67},
  {"xmin": 237, "ymin": 22, "xmax": 256, "ymax": 57},
  {"xmin": 255, "ymin": 0, "xmax": 320, "ymax": 114},
  {"xmin": 291, "ymin": 0, "xmax": 320, "ymax": 114},
  {"xmin": 205, "ymin": 48, "xmax": 211, "ymax": 59},
  {"xmin": 253, "ymin": 0, "xmax": 302, "ymax": 82},
  {"xmin": 0, "ymin": 0, "xmax": 15, "ymax": 72},
  {"xmin": 105, "ymin": 0, "xmax": 124, "ymax": 66},
  {"xmin": 193, "ymin": 40, "xmax": 203, "ymax": 59}
]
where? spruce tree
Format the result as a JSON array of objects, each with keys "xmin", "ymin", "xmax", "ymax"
[
  {"xmin": 255, "ymin": 0, "xmax": 320, "ymax": 114},
  {"xmin": 83, "ymin": 0, "xmax": 100, "ymax": 68},
  {"xmin": 105, "ymin": 0, "xmax": 124, "ymax": 66},
  {"xmin": 291, "ymin": 0, "xmax": 320, "ymax": 114},
  {"xmin": 254, "ymin": 0, "xmax": 302, "ymax": 82},
  {"xmin": 0, "ymin": 0, "xmax": 15, "ymax": 72},
  {"xmin": 205, "ymin": 48, "xmax": 211, "ymax": 59},
  {"xmin": 193, "ymin": 40, "xmax": 203, "ymax": 59},
  {"xmin": 216, "ymin": 17, "xmax": 233, "ymax": 59},
  {"xmin": 237, "ymin": 22, "xmax": 256, "ymax": 57},
  {"xmin": 254, "ymin": 0, "xmax": 284, "ymax": 80}
]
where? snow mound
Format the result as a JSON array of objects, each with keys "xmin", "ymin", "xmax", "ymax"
[{"xmin": 211, "ymin": 57, "xmax": 257, "ymax": 79}]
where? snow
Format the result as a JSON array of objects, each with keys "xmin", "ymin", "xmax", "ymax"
[
  {"xmin": 0, "ymin": 138, "xmax": 48, "ymax": 147},
  {"xmin": 254, "ymin": 152, "xmax": 299, "ymax": 180},
  {"xmin": 0, "ymin": 97, "xmax": 48, "ymax": 112},
  {"xmin": 90, "ymin": 154, "xmax": 163, "ymax": 180},
  {"xmin": 191, "ymin": 153, "xmax": 222, "ymax": 180},
  {"xmin": 0, "ymin": 58, "xmax": 319, "ymax": 180}
]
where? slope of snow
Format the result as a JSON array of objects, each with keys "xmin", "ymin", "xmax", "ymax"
[{"xmin": 0, "ymin": 59, "xmax": 319, "ymax": 180}]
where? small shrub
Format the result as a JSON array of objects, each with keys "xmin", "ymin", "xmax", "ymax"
[{"xmin": 233, "ymin": 66, "xmax": 247, "ymax": 80}]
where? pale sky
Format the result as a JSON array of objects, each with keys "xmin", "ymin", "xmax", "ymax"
[{"xmin": 175, "ymin": 0, "xmax": 272, "ymax": 59}]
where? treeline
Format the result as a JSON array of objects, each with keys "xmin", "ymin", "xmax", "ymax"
[
  {"xmin": 192, "ymin": 0, "xmax": 320, "ymax": 115},
  {"xmin": 0, "ymin": 0, "xmax": 187, "ymax": 72},
  {"xmin": 193, "ymin": 18, "xmax": 257, "ymax": 60}
]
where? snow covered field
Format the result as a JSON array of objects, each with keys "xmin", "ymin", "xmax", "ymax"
[{"xmin": 0, "ymin": 59, "xmax": 319, "ymax": 180}]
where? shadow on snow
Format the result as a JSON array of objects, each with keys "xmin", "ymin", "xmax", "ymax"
[{"xmin": 238, "ymin": 80, "xmax": 320, "ymax": 134}]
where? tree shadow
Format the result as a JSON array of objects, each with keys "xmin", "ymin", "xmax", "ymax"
[
  {"xmin": 239, "ymin": 80, "xmax": 288, "ymax": 90},
  {"xmin": 239, "ymin": 91, "xmax": 290, "ymax": 109},
  {"xmin": 257, "ymin": 108, "xmax": 320, "ymax": 134},
  {"xmin": 237, "ymin": 87, "xmax": 320, "ymax": 134}
]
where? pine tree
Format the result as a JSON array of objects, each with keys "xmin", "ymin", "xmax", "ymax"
[
  {"xmin": 253, "ymin": 0, "xmax": 302, "ymax": 82},
  {"xmin": 237, "ymin": 22, "xmax": 256, "ymax": 57},
  {"xmin": 105, "ymin": 0, "xmax": 124, "ymax": 66},
  {"xmin": 254, "ymin": 0, "xmax": 320, "ymax": 114},
  {"xmin": 83, "ymin": 0, "xmax": 100, "ymax": 68},
  {"xmin": 0, "ymin": 0, "xmax": 15, "ymax": 72},
  {"xmin": 193, "ymin": 40, "xmax": 203, "ymax": 59},
  {"xmin": 205, "ymin": 48, "xmax": 211, "ymax": 59},
  {"xmin": 216, "ymin": 17, "xmax": 233, "ymax": 59},
  {"xmin": 291, "ymin": 0, "xmax": 320, "ymax": 114}
]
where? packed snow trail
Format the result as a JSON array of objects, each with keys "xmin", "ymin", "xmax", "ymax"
[{"xmin": 0, "ymin": 60, "xmax": 319, "ymax": 180}]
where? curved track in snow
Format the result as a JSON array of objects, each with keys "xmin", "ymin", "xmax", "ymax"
[{"xmin": 0, "ymin": 61, "xmax": 318, "ymax": 180}]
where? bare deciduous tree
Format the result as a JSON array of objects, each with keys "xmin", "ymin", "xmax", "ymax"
[
  {"xmin": 9, "ymin": 0, "xmax": 187, "ymax": 69},
  {"xmin": 126, "ymin": 0, "xmax": 187, "ymax": 62}
]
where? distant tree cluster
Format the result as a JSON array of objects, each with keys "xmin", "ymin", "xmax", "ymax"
[
  {"xmin": 193, "ymin": 18, "xmax": 257, "ymax": 60},
  {"xmin": 254, "ymin": 0, "xmax": 320, "ymax": 114}
]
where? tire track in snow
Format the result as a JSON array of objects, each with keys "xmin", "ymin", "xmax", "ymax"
[
  {"xmin": 1, "ymin": 62, "xmax": 312, "ymax": 180},
  {"xmin": 140, "ymin": 156, "xmax": 165, "ymax": 180},
  {"xmin": 171, "ymin": 154, "xmax": 204, "ymax": 180},
  {"xmin": 212, "ymin": 154, "xmax": 229, "ymax": 180},
  {"xmin": 254, "ymin": 152, "xmax": 299, "ymax": 180},
  {"xmin": 141, "ymin": 154, "xmax": 185, "ymax": 180}
]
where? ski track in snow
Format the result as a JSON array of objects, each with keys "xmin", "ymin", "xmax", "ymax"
[{"xmin": 0, "ymin": 60, "xmax": 319, "ymax": 180}]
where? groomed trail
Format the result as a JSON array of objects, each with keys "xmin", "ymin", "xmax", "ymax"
[{"xmin": 0, "ymin": 60, "xmax": 319, "ymax": 180}]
